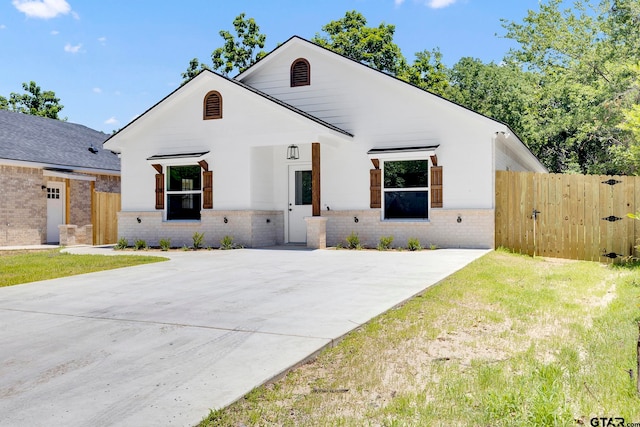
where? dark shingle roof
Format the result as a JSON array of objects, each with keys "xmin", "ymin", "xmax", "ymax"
[{"xmin": 0, "ymin": 110, "xmax": 119, "ymax": 172}]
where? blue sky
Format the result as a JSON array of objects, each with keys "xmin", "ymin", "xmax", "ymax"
[{"xmin": 1, "ymin": 0, "xmax": 541, "ymax": 133}]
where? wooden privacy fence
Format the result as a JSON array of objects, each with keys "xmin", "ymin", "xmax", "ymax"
[
  {"xmin": 92, "ymin": 191, "xmax": 120, "ymax": 245},
  {"xmin": 495, "ymin": 171, "xmax": 640, "ymax": 261}
]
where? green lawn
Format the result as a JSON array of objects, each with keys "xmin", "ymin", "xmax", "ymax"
[
  {"xmin": 0, "ymin": 249, "xmax": 166, "ymax": 287},
  {"xmin": 202, "ymin": 250, "xmax": 640, "ymax": 426}
]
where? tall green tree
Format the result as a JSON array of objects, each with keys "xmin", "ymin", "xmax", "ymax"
[
  {"xmin": 181, "ymin": 13, "xmax": 267, "ymax": 83},
  {"xmin": 312, "ymin": 10, "xmax": 408, "ymax": 76},
  {"xmin": 4, "ymin": 81, "xmax": 64, "ymax": 120},
  {"xmin": 211, "ymin": 13, "xmax": 267, "ymax": 76},
  {"xmin": 503, "ymin": 0, "xmax": 640, "ymax": 174},
  {"xmin": 399, "ymin": 48, "xmax": 450, "ymax": 97},
  {"xmin": 180, "ymin": 58, "xmax": 210, "ymax": 85}
]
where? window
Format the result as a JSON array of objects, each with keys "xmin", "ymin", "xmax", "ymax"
[
  {"xmin": 383, "ymin": 160, "xmax": 429, "ymax": 220},
  {"xmin": 203, "ymin": 91, "xmax": 222, "ymax": 120},
  {"xmin": 290, "ymin": 58, "xmax": 310, "ymax": 87},
  {"xmin": 166, "ymin": 165, "xmax": 202, "ymax": 220},
  {"xmin": 294, "ymin": 170, "xmax": 312, "ymax": 205}
]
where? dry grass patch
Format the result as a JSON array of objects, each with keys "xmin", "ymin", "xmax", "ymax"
[{"xmin": 201, "ymin": 250, "xmax": 640, "ymax": 427}]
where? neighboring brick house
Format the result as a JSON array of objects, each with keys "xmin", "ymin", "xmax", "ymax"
[
  {"xmin": 105, "ymin": 36, "xmax": 546, "ymax": 249},
  {"xmin": 0, "ymin": 110, "xmax": 120, "ymax": 245}
]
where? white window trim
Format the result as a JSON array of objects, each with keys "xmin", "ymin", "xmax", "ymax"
[{"xmin": 381, "ymin": 157, "xmax": 432, "ymax": 222}]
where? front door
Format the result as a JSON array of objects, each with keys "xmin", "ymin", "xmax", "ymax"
[
  {"xmin": 46, "ymin": 182, "xmax": 65, "ymax": 243},
  {"xmin": 288, "ymin": 165, "xmax": 312, "ymax": 243}
]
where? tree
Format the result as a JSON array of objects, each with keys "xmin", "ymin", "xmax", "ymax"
[
  {"xmin": 180, "ymin": 58, "xmax": 210, "ymax": 85},
  {"xmin": 399, "ymin": 48, "xmax": 450, "ymax": 97},
  {"xmin": 211, "ymin": 13, "xmax": 267, "ymax": 76},
  {"xmin": 5, "ymin": 81, "xmax": 64, "ymax": 120},
  {"xmin": 0, "ymin": 95, "xmax": 7, "ymax": 110},
  {"xmin": 312, "ymin": 10, "xmax": 408, "ymax": 76},
  {"xmin": 502, "ymin": 0, "xmax": 640, "ymax": 174}
]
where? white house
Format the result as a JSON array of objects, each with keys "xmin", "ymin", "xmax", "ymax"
[{"xmin": 104, "ymin": 36, "xmax": 546, "ymax": 249}]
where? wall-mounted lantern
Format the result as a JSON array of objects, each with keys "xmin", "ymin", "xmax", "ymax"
[{"xmin": 286, "ymin": 145, "xmax": 299, "ymax": 160}]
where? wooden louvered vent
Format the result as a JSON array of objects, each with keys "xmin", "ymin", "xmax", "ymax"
[
  {"xmin": 290, "ymin": 58, "xmax": 310, "ymax": 87},
  {"xmin": 203, "ymin": 91, "xmax": 222, "ymax": 120}
]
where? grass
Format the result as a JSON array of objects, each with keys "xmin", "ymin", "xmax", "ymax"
[
  {"xmin": 0, "ymin": 249, "xmax": 166, "ymax": 287},
  {"xmin": 200, "ymin": 250, "xmax": 640, "ymax": 426}
]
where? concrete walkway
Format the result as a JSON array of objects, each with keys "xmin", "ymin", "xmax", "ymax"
[{"xmin": 0, "ymin": 247, "xmax": 488, "ymax": 426}]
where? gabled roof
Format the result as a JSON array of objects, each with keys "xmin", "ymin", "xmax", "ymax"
[
  {"xmin": 0, "ymin": 110, "xmax": 119, "ymax": 172},
  {"xmin": 104, "ymin": 69, "xmax": 353, "ymax": 148},
  {"xmin": 236, "ymin": 36, "xmax": 546, "ymax": 172}
]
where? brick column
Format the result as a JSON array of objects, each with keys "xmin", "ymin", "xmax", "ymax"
[{"xmin": 305, "ymin": 216, "xmax": 327, "ymax": 249}]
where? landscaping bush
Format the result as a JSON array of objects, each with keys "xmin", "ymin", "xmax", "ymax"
[
  {"xmin": 159, "ymin": 238, "xmax": 171, "ymax": 251},
  {"xmin": 407, "ymin": 237, "xmax": 422, "ymax": 251},
  {"xmin": 134, "ymin": 239, "xmax": 148, "ymax": 250},
  {"xmin": 192, "ymin": 232, "xmax": 205, "ymax": 250},
  {"xmin": 346, "ymin": 232, "xmax": 362, "ymax": 249},
  {"xmin": 220, "ymin": 235, "xmax": 235, "ymax": 250},
  {"xmin": 115, "ymin": 237, "xmax": 128, "ymax": 250},
  {"xmin": 377, "ymin": 235, "xmax": 394, "ymax": 251}
]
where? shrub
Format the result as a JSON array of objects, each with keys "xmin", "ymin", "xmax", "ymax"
[
  {"xmin": 407, "ymin": 237, "xmax": 422, "ymax": 251},
  {"xmin": 192, "ymin": 232, "xmax": 205, "ymax": 250},
  {"xmin": 377, "ymin": 235, "xmax": 394, "ymax": 251},
  {"xmin": 159, "ymin": 238, "xmax": 171, "ymax": 251},
  {"xmin": 220, "ymin": 235, "xmax": 235, "ymax": 250},
  {"xmin": 134, "ymin": 239, "xmax": 148, "ymax": 250},
  {"xmin": 346, "ymin": 232, "xmax": 361, "ymax": 249},
  {"xmin": 115, "ymin": 237, "xmax": 128, "ymax": 250},
  {"xmin": 430, "ymin": 244, "xmax": 438, "ymax": 250}
]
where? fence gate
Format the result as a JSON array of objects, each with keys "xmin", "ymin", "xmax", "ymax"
[
  {"xmin": 495, "ymin": 171, "xmax": 639, "ymax": 261},
  {"xmin": 92, "ymin": 191, "xmax": 121, "ymax": 245}
]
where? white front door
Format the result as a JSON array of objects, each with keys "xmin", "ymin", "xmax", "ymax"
[
  {"xmin": 46, "ymin": 182, "xmax": 65, "ymax": 243},
  {"xmin": 288, "ymin": 165, "xmax": 312, "ymax": 243}
]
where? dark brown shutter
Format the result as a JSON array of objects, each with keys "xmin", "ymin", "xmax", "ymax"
[
  {"xmin": 202, "ymin": 171, "xmax": 213, "ymax": 209},
  {"xmin": 155, "ymin": 173, "xmax": 164, "ymax": 210},
  {"xmin": 431, "ymin": 166, "xmax": 443, "ymax": 208},
  {"xmin": 370, "ymin": 169, "xmax": 381, "ymax": 208},
  {"xmin": 290, "ymin": 59, "xmax": 310, "ymax": 87},
  {"xmin": 203, "ymin": 91, "xmax": 222, "ymax": 120}
]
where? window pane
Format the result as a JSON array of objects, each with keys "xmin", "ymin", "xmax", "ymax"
[
  {"xmin": 384, "ymin": 191, "xmax": 428, "ymax": 219},
  {"xmin": 384, "ymin": 160, "xmax": 428, "ymax": 188},
  {"xmin": 168, "ymin": 166, "xmax": 201, "ymax": 192},
  {"xmin": 167, "ymin": 194, "xmax": 201, "ymax": 220},
  {"xmin": 295, "ymin": 170, "xmax": 312, "ymax": 205}
]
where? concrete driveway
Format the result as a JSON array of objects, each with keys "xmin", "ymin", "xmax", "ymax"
[{"xmin": 0, "ymin": 247, "xmax": 488, "ymax": 426}]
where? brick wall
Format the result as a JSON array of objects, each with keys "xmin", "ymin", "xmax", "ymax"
[
  {"xmin": 117, "ymin": 210, "xmax": 284, "ymax": 248},
  {"xmin": 323, "ymin": 209, "xmax": 495, "ymax": 249},
  {"xmin": 0, "ymin": 165, "xmax": 121, "ymax": 246},
  {"xmin": 0, "ymin": 165, "xmax": 46, "ymax": 245}
]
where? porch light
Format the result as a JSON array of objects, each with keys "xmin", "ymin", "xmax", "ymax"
[{"xmin": 286, "ymin": 145, "xmax": 299, "ymax": 160}]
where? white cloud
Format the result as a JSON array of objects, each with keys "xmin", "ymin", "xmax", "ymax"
[
  {"xmin": 50, "ymin": 29, "xmax": 59, "ymax": 35},
  {"xmin": 12, "ymin": 0, "xmax": 72, "ymax": 19},
  {"xmin": 104, "ymin": 117, "xmax": 119, "ymax": 125},
  {"xmin": 92, "ymin": 87, "xmax": 102, "ymax": 94},
  {"xmin": 427, "ymin": 0, "xmax": 457, "ymax": 8},
  {"xmin": 0, "ymin": 24, "xmax": 6, "ymax": 30},
  {"xmin": 64, "ymin": 42, "xmax": 82, "ymax": 53},
  {"xmin": 394, "ymin": 0, "xmax": 405, "ymax": 5},
  {"xmin": 98, "ymin": 36, "xmax": 106, "ymax": 46}
]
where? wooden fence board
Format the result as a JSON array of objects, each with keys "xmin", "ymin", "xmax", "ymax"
[
  {"xmin": 495, "ymin": 171, "xmax": 639, "ymax": 262},
  {"xmin": 92, "ymin": 191, "xmax": 121, "ymax": 245}
]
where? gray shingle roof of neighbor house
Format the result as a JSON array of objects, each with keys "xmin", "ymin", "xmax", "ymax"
[{"xmin": 0, "ymin": 109, "xmax": 120, "ymax": 172}]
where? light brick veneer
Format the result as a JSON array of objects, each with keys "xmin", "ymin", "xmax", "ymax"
[
  {"xmin": 118, "ymin": 210, "xmax": 284, "ymax": 248},
  {"xmin": 323, "ymin": 209, "xmax": 495, "ymax": 249}
]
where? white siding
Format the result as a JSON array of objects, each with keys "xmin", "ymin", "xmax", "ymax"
[{"xmin": 241, "ymin": 40, "xmax": 505, "ymax": 209}]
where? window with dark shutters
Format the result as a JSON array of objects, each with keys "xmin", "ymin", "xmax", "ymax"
[
  {"xmin": 203, "ymin": 91, "xmax": 222, "ymax": 120},
  {"xmin": 290, "ymin": 58, "xmax": 310, "ymax": 87}
]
